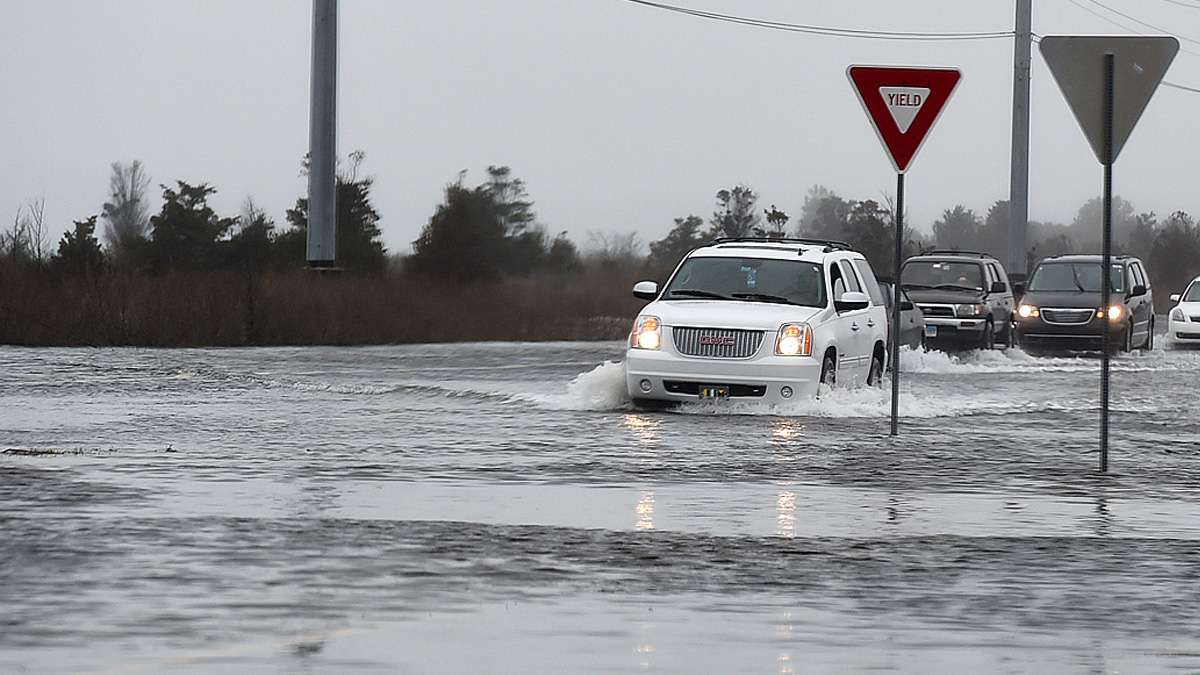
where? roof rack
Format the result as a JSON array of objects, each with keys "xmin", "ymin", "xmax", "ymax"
[
  {"xmin": 710, "ymin": 236, "xmax": 852, "ymax": 252},
  {"xmin": 918, "ymin": 249, "xmax": 995, "ymax": 258}
]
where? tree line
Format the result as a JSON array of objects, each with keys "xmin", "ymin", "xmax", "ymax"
[
  {"xmin": 4, "ymin": 159, "xmax": 1200, "ymax": 346},
  {"xmin": 641, "ymin": 184, "xmax": 1200, "ymax": 302}
]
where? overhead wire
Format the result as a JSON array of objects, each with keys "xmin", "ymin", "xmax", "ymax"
[
  {"xmin": 619, "ymin": 0, "xmax": 1200, "ymax": 96},
  {"xmin": 619, "ymin": 0, "xmax": 1015, "ymax": 41},
  {"xmin": 1082, "ymin": 0, "xmax": 1200, "ymax": 47},
  {"xmin": 1058, "ymin": 0, "xmax": 1200, "ymax": 92}
]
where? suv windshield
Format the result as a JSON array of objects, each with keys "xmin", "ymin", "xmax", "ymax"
[
  {"xmin": 663, "ymin": 257, "xmax": 827, "ymax": 307},
  {"xmin": 902, "ymin": 260, "xmax": 984, "ymax": 291},
  {"xmin": 1028, "ymin": 262, "xmax": 1125, "ymax": 293}
]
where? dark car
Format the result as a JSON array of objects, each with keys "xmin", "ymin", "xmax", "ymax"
[
  {"xmin": 1014, "ymin": 254, "xmax": 1154, "ymax": 352},
  {"xmin": 878, "ymin": 279, "xmax": 927, "ymax": 350},
  {"xmin": 900, "ymin": 251, "xmax": 1015, "ymax": 350}
]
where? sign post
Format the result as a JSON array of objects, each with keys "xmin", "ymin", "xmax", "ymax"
[
  {"xmin": 1039, "ymin": 36, "xmax": 1178, "ymax": 471},
  {"xmin": 848, "ymin": 65, "xmax": 961, "ymax": 436}
]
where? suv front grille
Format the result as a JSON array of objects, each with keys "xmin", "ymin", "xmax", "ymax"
[
  {"xmin": 671, "ymin": 327, "xmax": 764, "ymax": 358},
  {"xmin": 918, "ymin": 304, "xmax": 954, "ymax": 317},
  {"xmin": 1042, "ymin": 308, "xmax": 1095, "ymax": 325}
]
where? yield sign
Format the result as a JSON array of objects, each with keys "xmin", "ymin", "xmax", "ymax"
[
  {"xmin": 1039, "ymin": 36, "xmax": 1178, "ymax": 165},
  {"xmin": 847, "ymin": 66, "xmax": 962, "ymax": 173}
]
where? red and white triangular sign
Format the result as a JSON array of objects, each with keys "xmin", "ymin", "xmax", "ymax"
[{"xmin": 847, "ymin": 65, "xmax": 961, "ymax": 173}]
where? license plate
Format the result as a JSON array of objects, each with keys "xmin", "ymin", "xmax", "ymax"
[
  {"xmin": 698, "ymin": 385, "xmax": 730, "ymax": 399},
  {"xmin": 924, "ymin": 325, "xmax": 938, "ymax": 338}
]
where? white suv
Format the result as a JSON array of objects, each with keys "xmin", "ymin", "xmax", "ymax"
[{"xmin": 625, "ymin": 238, "xmax": 890, "ymax": 405}]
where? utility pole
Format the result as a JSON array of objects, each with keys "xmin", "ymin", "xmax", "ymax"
[
  {"xmin": 307, "ymin": 0, "xmax": 338, "ymax": 267},
  {"xmin": 1009, "ymin": 0, "xmax": 1032, "ymax": 279}
]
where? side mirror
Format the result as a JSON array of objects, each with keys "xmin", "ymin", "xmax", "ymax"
[
  {"xmin": 835, "ymin": 291, "xmax": 870, "ymax": 312},
  {"xmin": 632, "ymin": 280, "xmax": 659, "ymax": 301},
  {"xmin": 1170, "ymin": 293, "xmax": 1181, "ymax": 303},
  {"xmin": 1129, "ymin": 284, "xmax": 1147, "ymax": 298},
  {"xmin": 899, "ymin": 300, "xmax": 915, "ymax": 311},
  {"xmin": 990, "ymin": 281, "xmax": 1007, "ymax": 294}
]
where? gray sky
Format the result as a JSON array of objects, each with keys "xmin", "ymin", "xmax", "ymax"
[{"xmin": 3, "ymin": 0, "xmax": 1200, "ymax": 254}]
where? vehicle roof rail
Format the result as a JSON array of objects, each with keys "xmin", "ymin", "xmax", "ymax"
[
  {"xmin": 709, "ymin": 236, "xmax": 852, "ymax": 252},
  {"xmin": 918, "ymin": 249, "xmax": 994, "ymax": 258}
]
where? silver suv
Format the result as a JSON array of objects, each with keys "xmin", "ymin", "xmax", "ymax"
[{"xmin": 900, "ymin": 251, "xmax": 1015, "ymax": 350}]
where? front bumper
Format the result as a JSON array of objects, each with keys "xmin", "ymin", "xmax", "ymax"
[
  {"xmin": 625, "ymin": 348, "xmax": 822, "ymax": 404},
  {"xmin": 922, "ymin": 317, "xmax": 987, "ymax": 343},
  {"xmin": 1168, "ymin": 318, "xmax": 1200, "ymax": 343},
  {"xmin": 1015, "ymin": 313, "xmax": 1125, "ymax": 349}
]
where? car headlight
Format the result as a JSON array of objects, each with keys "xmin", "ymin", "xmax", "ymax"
[
  {"xmin": 955, "ymin": 303, "xmax": 988, "ymax": 318},
  {"xmin": 775, "ymin": 323, "xmax": 813, "ymax": 356},
  {"xmin": 1100, "ymin": 305, "xmax": 1124, "ymax": 321},
  {"xmin": 1017, "ymin": 304, "xmax": 1039, "ymax": 319},
  {"xmin": 630, "ymin": 315, "xmax": 661, "ymax": 350},
  {"xmin": 1171, "ymin": 308, "xmax": 1185, "ymax": 322}
]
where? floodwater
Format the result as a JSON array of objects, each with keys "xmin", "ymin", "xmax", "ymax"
[{"xmin": 3, "ymin": 339, "xmax": 1200, "ymax": 674}]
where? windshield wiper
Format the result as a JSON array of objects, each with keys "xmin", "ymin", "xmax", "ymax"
[
  {"xmin": 1070, "ymin": 267, "xmax": 1087, "ymax": 293},
  {"xmin": 901, "ymin": 283, "xmax": 934, "ymax": 290},
  {"xmin": 933, "ymin": 284, "xmax": 982, "ymax": 292},
  {"xmin": 731, "ymin": 292, "xmax": 804, "ymax": 306},
  {"xmin": 668, "ymin": 289, "xmax": 732, "ymax": 301}
]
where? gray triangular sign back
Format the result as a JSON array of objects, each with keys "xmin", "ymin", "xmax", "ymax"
[{"xmin": 1039, "ymin": 35, "xmax": 1178, "ymax": 164}]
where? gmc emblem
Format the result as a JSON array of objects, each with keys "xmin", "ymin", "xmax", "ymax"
[{"xmin": 699, "ymin": 335, "xmax": 736, "ymax": 347}]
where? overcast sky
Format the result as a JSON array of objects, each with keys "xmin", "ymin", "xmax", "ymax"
[{"xmin": 3, "ymin": 0, "xmax": 1200, "ymax": 254}]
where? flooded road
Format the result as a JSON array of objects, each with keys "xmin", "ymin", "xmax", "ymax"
[{"xmin": 4, "ymin": 341, "xmax": 1200, "ymax": 673}]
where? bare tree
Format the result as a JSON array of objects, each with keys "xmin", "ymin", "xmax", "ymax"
[
  {"xmin": 1, "ymin": 208, "xmax": 30, "ymax": 261},
  {"xmin": 0, "ymin": 199, "xmax": 48, "ymax": 264},
  {"xmin": 101, "ymin": 160, "xmax": 151, "ymax": 255},
  {"xmin": 25, "ymin": 197, "xmax": 48, "ymax": 263}
]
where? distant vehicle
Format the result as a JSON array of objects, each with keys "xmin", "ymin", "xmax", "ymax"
[
  {"xmin": 624, "ymin": 238, "xmax": 889, "ymax": 405},
  {"xmin": 1014, "ymin": 254, "xmax": 1154, "ymax": 352},
  {"xmin": 900, "ymin": 251, "xmax": 1014, "ymax": 350},
  {"xmin": 1167, "ymin": 275, "xmax": 1200, "ymax": 347},
  {"xmin": 877, "ymin": 279, "xmax": 926, "ymax": 351}
]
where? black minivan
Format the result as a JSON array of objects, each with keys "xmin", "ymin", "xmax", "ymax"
[{"xmin": 1014, "ymin": 254, "xmax": 1154, "ymax": 352}]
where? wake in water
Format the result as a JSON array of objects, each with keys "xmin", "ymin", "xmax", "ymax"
[{"xmin": 527, "ymin": 345, "xmax": 1194, "ymax": 418}]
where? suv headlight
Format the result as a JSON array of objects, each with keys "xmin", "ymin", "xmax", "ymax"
[
  {"xmin": 775, "ymin": 323, "xmax": 813, "ymax": 356},
  {"xmin": 955, "ymin": 303, "xmax": 988, "ymax": 318},
  {"xmin": 1017, "ymin": 304, "xmax": 1039, "ymax": 318},
  {"xmin": 630, "ymin": 315, "xmax": 661, "ymax": 350},
  {"xmin": 1171, "ymin": 308, "xmax": 1185, "ymax": 322}
]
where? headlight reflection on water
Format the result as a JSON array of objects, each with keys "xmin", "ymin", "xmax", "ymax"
[
  {"xmin": 635, "ymin": 491, "xmax": 655, "ymax": 531},
  {"xmin": 776, "ymin": 491, "xmax": 796, "ymax": 539},
  {"xmin": 622, "ymin": 414, "xmax": 661, "ymax": 449}
]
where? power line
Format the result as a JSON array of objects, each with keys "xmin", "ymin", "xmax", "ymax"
[
  {"xmin": 620, "ymin": 0, "xmax": 1015, "ymax": 41},
  {"xmin": 1163, "ymin": 79, "xmax": 1200, "ymax": 92},
  {"xmin": 1083, "ymin": 0, "xmax": 1200, "ymax": 47},
  {"xmin": 1158, "ymin": 0, "xmax": 1200, "ymax": 9},
  {"xmin": 1036, "ymin": 29, "xmax": 1200, "ymax": 96},
  {"xmin": 1063, "ymin": 0, "xmax": 1200, "ymax": 57}
]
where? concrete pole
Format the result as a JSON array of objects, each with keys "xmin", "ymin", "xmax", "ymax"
[
  {"xmin": 1009, "ymin": 0, "xmax": 1032, "ymax": 278},
  {"xmin": 307, "ymin": 0, "xmax": 337, "ymax": 266}
]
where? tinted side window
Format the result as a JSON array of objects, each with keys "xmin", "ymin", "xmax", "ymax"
[
  {"xmin": 838, "ymin": 260, "xmax": 862, "ymax": 293},
  {"xmin": 989, "ymin": 263, "xmax": 1008, "ymax": 291},
  {"xmin": 830, "ymin": 262, "xmax": 846, "ymax": 300},
  {"xmin": 855, "ymin": 259, "xmax": 886, "ymax": 306}
]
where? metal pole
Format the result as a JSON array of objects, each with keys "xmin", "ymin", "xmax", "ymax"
[
  {"xmin": 1009, "ymin": 0, "xmax": 1032, "ymax": 277},
  {"xmin": 891, "ymin": 172, "xmax": 904, "ymax": 437},
  {"xmin": 1100, "ymin": 52, "xmax": 1114, "ymax": 473},
  {"xmin": 307, "ymin": 0, "xmax": 338, "ymax": 266}
]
